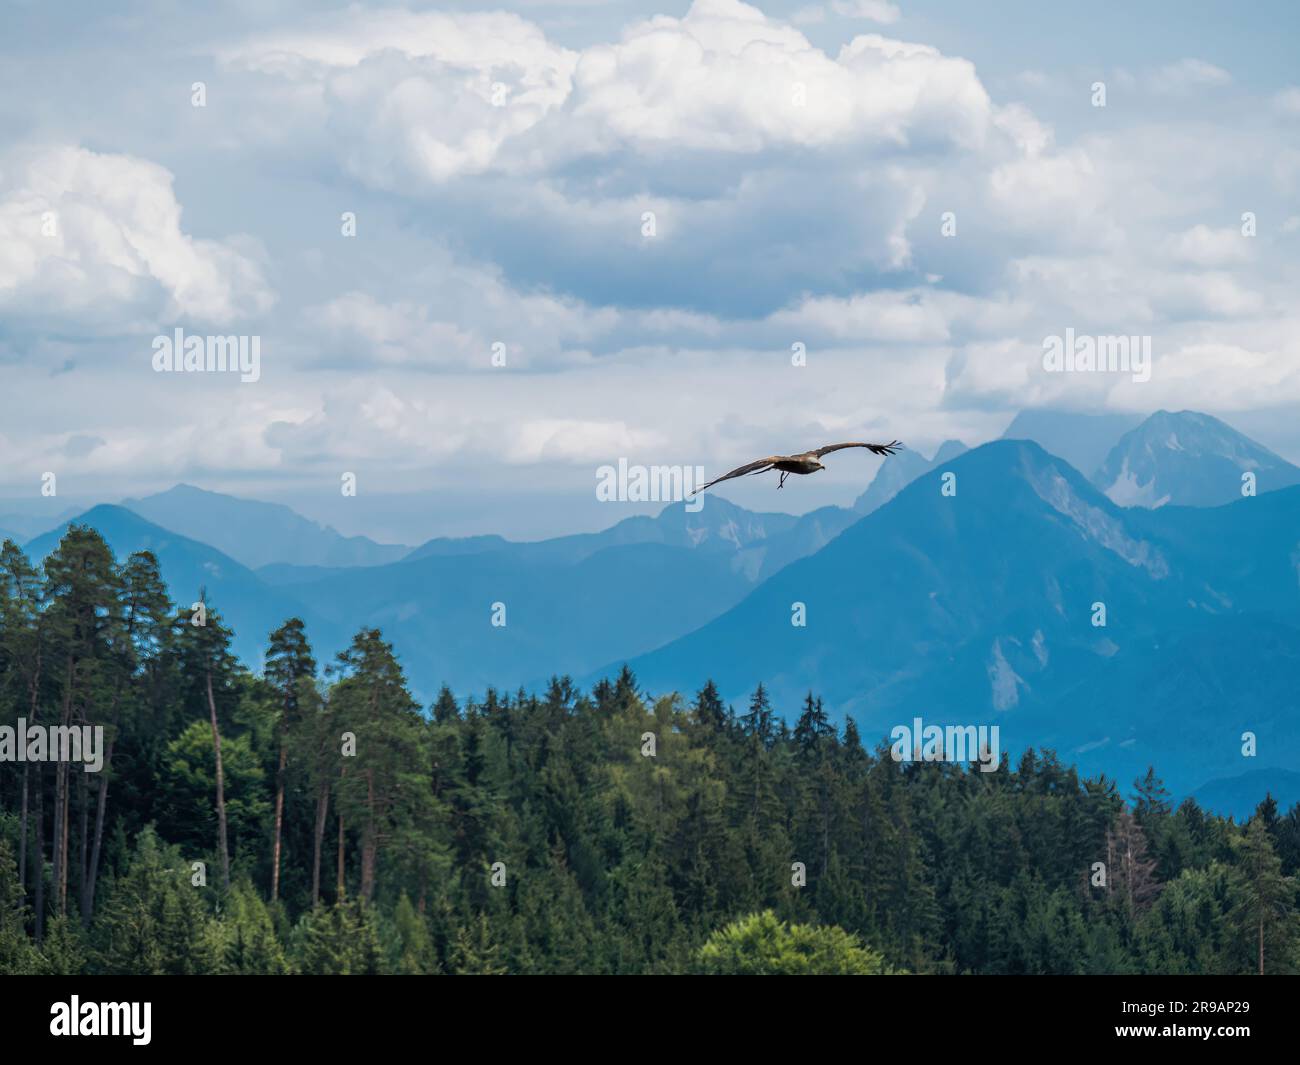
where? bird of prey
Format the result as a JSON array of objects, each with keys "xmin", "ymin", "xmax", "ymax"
[{"xmin": 696, "ymin": 440, "xmax": 903, "ymax": 492}]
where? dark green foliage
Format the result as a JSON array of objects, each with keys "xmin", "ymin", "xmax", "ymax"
[{"xmin": 2, "ymin": 529, "xmax": 1298, "ymax": 974}]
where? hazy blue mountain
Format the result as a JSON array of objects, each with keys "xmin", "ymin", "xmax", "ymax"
[
  {"xmin": 121, "ymin": 484, "xmax": 411, "ymax": 570},
  {"xmin": 27, "ymin": 493, "xmax": 864, "ymax": 703},
  {"xmin": 23, "ymin": 502, "xmax": 761, "ymax": 701},
  {"xmin": 599, "ymin": 440, "xmax": 1300, "ymax": 805},
  {"xmin": 402, "ymin": 494, "xmax": 838, "ymax": 583},
  {"xmin": 255, "ymin": 563, "xmax": 351, "ymax": 586},
  {"xmin": 728, "ymin": 504, "xmax": 855, "ymax": 582},
  {"xmin": 401, "ymin": 534, "xmax": 512, "ymax": 561},
  {"xmin": 853, "ymin": 439, "xmax": 967, "ymax": 515},
  {"xmin": 1192, "ymin": 769, "xmax": 1300, "ymax": 821},
  {"xmin": 25, "ymin": 504, "xmax": 327, "ymax": 670},
  {"xmin": 405, "ymin": 495, "xmax": 799, "ymax": 566},
  {"xmin": 1122, "ymin": 482, "xmax": 1300, "ymax": 617},
  {"xmin": 1001, "ymin": 409, "xmax": 1143, "ymax": 479},
  {"xmin": 0, "ymin": 505, "xmax": 87, "ymax": 541},
  {"xmin": 1091, "ymin": 409, "xmax": 1300, "ymax": 508},
  {"xmin": 931, "ymin": 440, "xmax": 969, "ymax": 465},
  {"xmin": 29, "ymin": 426, "xmax": 1300, "ymax": 810},
  {"xmin": 283, "ymin": 540, "xmax": 756, "ymax": 699}
]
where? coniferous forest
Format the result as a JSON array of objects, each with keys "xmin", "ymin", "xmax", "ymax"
[{"xmin": 1, "ymin": 526, "xmax": 1298, "ymax": 976}]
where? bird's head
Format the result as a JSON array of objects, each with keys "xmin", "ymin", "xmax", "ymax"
[{"xmin": 812, "ymin": 461, "xmax": 825, "ymax": 472}]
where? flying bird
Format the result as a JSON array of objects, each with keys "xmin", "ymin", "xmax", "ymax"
[{"xmin": 696, "ymin": 440, "xmax": 903, "ymax": 492}]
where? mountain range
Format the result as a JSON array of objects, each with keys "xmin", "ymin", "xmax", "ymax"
[
  {"xmin": 24, "ymin": 504, "xmax": 333, "ymax": 674},
  {"xmin": 1092, "ymin": 410, "xmax": 1300, "ymax": 508},
  {"xmin": 606, "ymin": 437, "xmax": 1300, "ymax": 802},
  {"xmin": 9, "ymin": 408, "xmax": 1299, "ymax": 812},
  {"xmin": 120, "ymin": 484, "xmax": 411, "ymax": 570},
  {"xmin": 999, "ymin": 409, "xmax": 1143, "ymax": 480}
]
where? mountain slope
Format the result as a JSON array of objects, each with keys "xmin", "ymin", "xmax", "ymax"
[
  {"xmin": 1001, "ymin": 409, "xmax": 1143, "ymax": 479},
  {"xmin": 284, "ymin": 540, "xmax": 756, "ymax": 698},
  {"xmin": 121, "ymin": 484, "xmax": 411, "ymax": 570},
  {"xmin": 403, "ymin": 493, "xmax": 856, "ymax": 585},
  {"xmin": 853, "ymin": 439, "xmax": 967, "ymax": 515},
  {"xmin": 26, "ymin": 494, "xmax": 864, "ymax": 701},
  {"xmin": 25, "ymin": 505, "xmax": 326, "ymax": 669},
  {"xmin": 613, "ymin": 440, "xmax": 1192, "ymax": 714},
  {"xmin": 0, "ymin": 505, "xmax": 86, "ymax": 541},
  {"xmin": 1193, "ymin": 768, "xmax": 1300, "ymax": 821},
  {"xmin": 1092, "ymin": 410, "xmax": 1300, "ymax": 508},
  {"xmin": 601, "ymin": 440, "xmax": 1300, "ymax": 798}
]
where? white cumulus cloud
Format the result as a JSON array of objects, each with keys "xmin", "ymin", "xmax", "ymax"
[{"xmin": 0, "ymin": 145, "xmax": 274, "ymax": 325}]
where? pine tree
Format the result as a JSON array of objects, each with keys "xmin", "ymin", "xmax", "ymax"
[
  {"xmin": 329, "ymin": 628, "xmax": 427, "ymax": 902},
  {"xmin": 1132, "ymin": 767, "xmax": 1172, "ymax": 820},
  {"xmin": 92, "ymin": 826, "xmax": 220, "ymax": 974},
  {"xmin": 793, "ymin": 692, "xmax": 833, "ymax": 758},
  {"xmin": 265, "ymin": 618, "xmax": 317, "ymax": 903},
  {"xmin": 451, "ymin": 911, "xmax": 507, "ymax": 975},
  {"xmin": 36, "ymin": 914, "xmax": 87, "ymax": 975},
  {"xmin": 293, "ymin": 899, "xmax": 382, "ymax": 974},
  {"xmin": 83, "ymin": 550, "xmax": 171, "ymax": 925},
  {"xmin": 172, "ymin": 594, "xmax": 239, "ymax": 891},
  {"xmin": 431, "ymin": 686, "xmax": 459, "ymax": 724},
  {"xmin": 741, "ymin": 683, "xmax": 774, "ymax": 744},
  {"xmin": 42, "ymin": 525, "xmax": 122, "ymax": 920},
  {"xmin": 691, "ymin": 680, "xmax": 727, "ymax": 732},
  {"xmin": 221, "ymin": 880, "xmax": 290, "ymax": 974},
  {"xmin": 392, "ymin": 892, "xmax": 437, "ymax": 974},
  {"xmin": 0, "ymin": 838, "xmax": 37, "ymax": 974},
  {"xmin": 0, "ymin": 540, "xmax": 46, "ymax": 935},
  {"xmin": 1230, "ymin": 817, "xmax": 1298, "ymax": 974}
]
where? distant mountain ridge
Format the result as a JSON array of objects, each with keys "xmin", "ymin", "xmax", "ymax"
[
  {"xmin": 1091, "ymin": 410, "xmax": 1300, "ymax": 508},
  {"xmin": 17, "ymin": 410, "xmax": 1300, "ymax": 814},
  {"xmin": 1000, "ymin": 409, "xmax": 1143, "ymax": 479},
  {"xmin": 24, "ymin": 504, "xmax": 330, "ymax": 671},
  {"xmin": 120, "ymin": 484, "xmax": 411, "ymax": 570},
  {"xmin": 404, "ymin": 494, "xmax": 831, "ymax": 584},
  {"xmin": 598, "ymin": 439, "xmax": 1300, "ymax": 807},
  {"xmin": 853, "ymin": 439, "xmax": 967, "ymax": 515}
]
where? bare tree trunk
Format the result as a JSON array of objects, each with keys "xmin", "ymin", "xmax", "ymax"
[
  {"xmin": 206, "ymin": 665, "xmax": 231, "ymax": 890},
  {"xmin": 822, "ymin": 804, "xmax": 830, "ymax": 878},
  {"xmin": 83, "ymin": 738, "xmax": 114, "ymax": 925},
  {"xmin": 81, "ymin": 688, "xmax": 121, "ymax": 925},
  {"xmin": 271, "ymin": 744, "xmax": 287, "ymax": 902},
  {"xmin": 17, "ymin": 665, "xmax": 40, "ymax": 899},
  {"xmin": 78, "ymin": 771, "xmax": 88, "ymax": 914},
  {"xmin": 32, "ymin": 763, "xmax": 44, "ymax": 943},
  {"xmin": 336, "ymin": 808, "xmax": 346, "ymax": 901},
  {"xmin": 18, "ymin": 764, "xmax": 28, "ymax": 892},
  {"xmin": 51, "ymin": 763, "xmax": 64, "ymax": 918},
  {"xmin": 360, "ymin": 769, "xmax": 377, "ymax": 902},
  {"xmin": 59, "ymin": 765, "xmax": 70, "ymax": 916},
  {"xmin": 1259, "ymin": 918, "xmax": 1264, "ymax": 975},
  {"xmin": 311, "ymin": 782, "xmax": 329, "ymax": 906},
  {"xmin": 360, "ymin": 836, "xmax": 376, "ymax": 902},
  {"xmin": 53, "ymin": 654, "xmax": 75, "ymax": 917},
  {"xmin": 336, "ymin": 764, "xmax": 347, "ymax": 901}
]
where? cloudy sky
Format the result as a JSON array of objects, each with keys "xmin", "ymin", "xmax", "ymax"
[{"xmin": 1, "ymin": 0, "xmax": 1297, "ymax": 542}]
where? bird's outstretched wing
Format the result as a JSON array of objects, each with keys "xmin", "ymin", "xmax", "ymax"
[
  {"xmin": 696, "ymin": 456, "xmax": 783, "ymax": 493},
  {"xmin": 812, "ymin": 440, "xmax": 903, "ymax": 459}
]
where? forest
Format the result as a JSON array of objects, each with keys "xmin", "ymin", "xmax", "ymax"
[{"xmin": 1, "ymin": 525, "xmax": 1297, "ymax": 975}]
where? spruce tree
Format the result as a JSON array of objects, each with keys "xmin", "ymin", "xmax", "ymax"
[{"xmin": 265, "ymin": 618, "xmax": 317, "ymax": 902}]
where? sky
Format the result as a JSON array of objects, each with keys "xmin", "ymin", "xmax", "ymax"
[{"xmin": 1, "ymin": 0, "xmax": 1297, "ymax": 543}]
